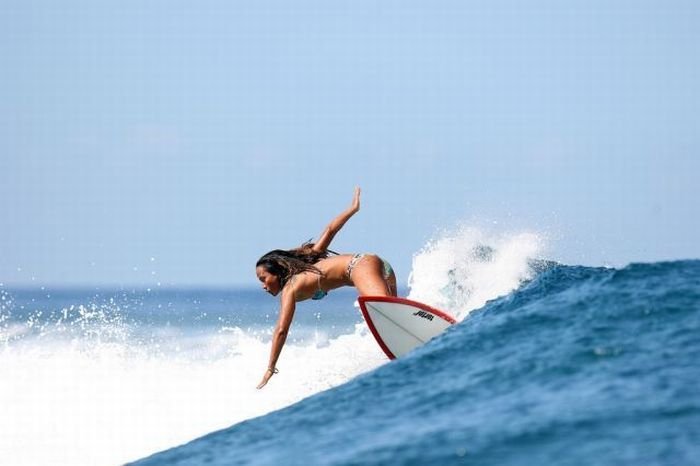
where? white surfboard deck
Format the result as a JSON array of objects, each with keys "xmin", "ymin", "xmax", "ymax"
[{"xmin": 358, "ymin": 296, "xmax": 457, "ymax": 360}]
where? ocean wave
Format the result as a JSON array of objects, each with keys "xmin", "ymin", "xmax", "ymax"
[{"xmin": 133, "ymin": 260, "xmax": 700, "ymax": 466}]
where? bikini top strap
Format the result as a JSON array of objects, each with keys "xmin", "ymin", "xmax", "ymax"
[{"xmin": 317, "ymin": 271, "xmax": 325, "ymax": 292}]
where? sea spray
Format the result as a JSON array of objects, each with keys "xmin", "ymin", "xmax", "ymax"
[
  {"xmin": 1, "ymin": 229, "xmax": 553, "ymax": 466},
  {"xmin": 0, "ymin": 289, "xmax": 383, "ymax": 466},
  {"xmin": 408, "ymin": 226, "xmax": 544, "ymax": 319}
]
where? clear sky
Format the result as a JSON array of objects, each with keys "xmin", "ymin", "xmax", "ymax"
[{"xmin": 2, "ymin": 0, "xmax": 699, "ymax": 287}]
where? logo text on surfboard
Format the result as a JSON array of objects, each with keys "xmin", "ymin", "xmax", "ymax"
[{"xmin": 412, "ymin": 310, "xmax": 434, "ymax": 321}]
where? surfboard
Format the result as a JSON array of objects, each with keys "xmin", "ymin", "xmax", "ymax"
[{"xmin": 358, "ymin": 296, "xmax": 457, "ymax": 360}]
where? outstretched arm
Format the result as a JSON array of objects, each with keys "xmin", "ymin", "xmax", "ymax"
[
  {"xmin": 312, "ymin": 187, "xmax": 361, "ymax": 253},
  {"xmin": 257, "ymin": 287, "xmax": 296, "ymax": 389}
]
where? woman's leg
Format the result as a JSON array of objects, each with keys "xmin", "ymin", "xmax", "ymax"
[{"xmin": 350, "ymin": 255, "xmax": 398, "ymax": 297}]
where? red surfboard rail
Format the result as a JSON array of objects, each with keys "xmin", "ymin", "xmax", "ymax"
[{"xmin": 358, "ymin": 296, "xmax": 457, "ymax": 360}]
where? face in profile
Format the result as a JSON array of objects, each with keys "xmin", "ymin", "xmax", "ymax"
[{"xmin": 256, "ymin": 266, "xmax": 281, "ymax": 296}]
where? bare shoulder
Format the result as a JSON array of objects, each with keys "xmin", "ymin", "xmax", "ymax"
[{"xmin": 284, "ymin": 272, "xmax": 315, "ymax": 300}]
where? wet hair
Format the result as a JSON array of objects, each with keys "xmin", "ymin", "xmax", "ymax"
[{"xmin": 256, "ymin": 243, "xmax": 331, "ymax": 288}]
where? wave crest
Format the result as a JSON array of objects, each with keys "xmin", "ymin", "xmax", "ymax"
[{"xmin": 407, "ymin": 226, "xmax": 545, "ymax": 320}]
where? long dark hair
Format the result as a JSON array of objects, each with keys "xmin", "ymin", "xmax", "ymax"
[{"xmin": 256, "ymin": 243, "xmax": 331, "ymax": 288}]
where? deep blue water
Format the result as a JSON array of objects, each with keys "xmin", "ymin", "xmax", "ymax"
[{"xmin": 131, "ymin": 260, "xmax": 700, "ymax": 466}]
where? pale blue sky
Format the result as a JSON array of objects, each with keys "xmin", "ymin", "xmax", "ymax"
[{"xmin": 2, "ymin": 0, "xmax": 699, "ymax": 287}]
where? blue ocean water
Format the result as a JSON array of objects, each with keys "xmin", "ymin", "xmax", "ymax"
[
  {"xmin": 131, "ymin": 260, "xmax": 700, "ymax": 466},
  {"xmin": 2, "ymin": 230, "xmax": 699, "ymax": 466}
]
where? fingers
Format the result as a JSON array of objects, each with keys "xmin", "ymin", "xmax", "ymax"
[
  {"xmin": 352, "ymin": 187, "xmax": 361, "ymax": 210},
  {"xmin": 256, "ymin": 372, "xmax": 272, "ymax": 389},
  {"xmin": 256, "ymin": 367, "xmax": 279, "ymax": 389}
]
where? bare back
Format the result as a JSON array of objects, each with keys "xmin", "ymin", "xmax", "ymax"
[{"xmin": 289, "ymin": 254, "xmax": 396, "ymax": 301}]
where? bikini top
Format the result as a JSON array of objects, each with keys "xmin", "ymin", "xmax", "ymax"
[{"xmin": 311, "ymin": 274, "xmax": 327, "ymax": 300}]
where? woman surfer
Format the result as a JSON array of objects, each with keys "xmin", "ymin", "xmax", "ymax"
[{"xmin": 255, "ymin": 187, "xmax": 397, "ymax": 389}]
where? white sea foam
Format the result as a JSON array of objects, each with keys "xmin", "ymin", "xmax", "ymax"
[
  {"xmin": 407, "ymin": 226, "xmax": 544, "ymax": 320},
  {"xmin": 0, "ymin": 322, "xmax": 384, "ymax": 466},
  {"xmin": 0, "ymin": 225, "xmax": 544, "ymax": 466}
]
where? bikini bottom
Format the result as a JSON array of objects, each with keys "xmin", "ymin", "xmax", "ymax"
[{"xmin": 346, "ymin": 253, "xmax": 394, "ymax": 280}]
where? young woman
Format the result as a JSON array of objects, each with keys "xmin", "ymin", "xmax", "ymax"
[{"xmin": 255, "ymin": 187, "xmax": 397, "ymax": 388}]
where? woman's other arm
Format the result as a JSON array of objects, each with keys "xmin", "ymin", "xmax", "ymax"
[
  {"xmin": 256, "ymin": 287, "xmax": 296, "ymax": 389},
  {"xmin": 312, "ymin": 187, "xmax": 361, "ymax": 253}
]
